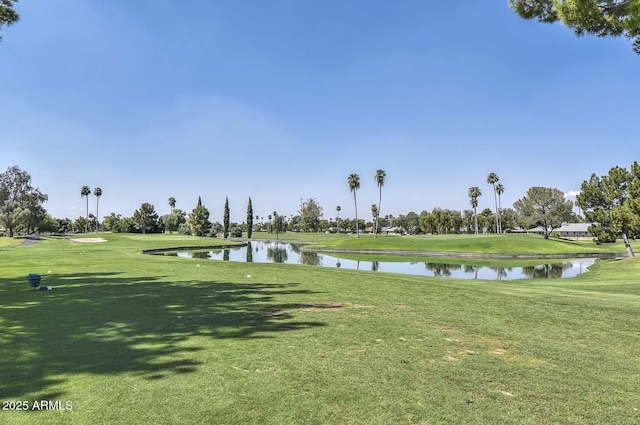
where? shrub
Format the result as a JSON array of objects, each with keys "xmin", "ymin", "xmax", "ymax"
[
  {"xmin": 177, "ymin": 224, "xmax": 191, "ymax": 235},
  {"xmin": 230, "ymin": 227, "xmax": 242, "ymax": 238}
]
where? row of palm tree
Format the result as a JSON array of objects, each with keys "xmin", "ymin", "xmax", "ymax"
[
  {"xmin": 346, "ymin": 169, "xmax": 386, "ymax": 238},
  {"xmin": 468, "ymin": 173, "xmax": 505, "ymax": 235},
  {"xmin": 80, "ymin": 186, "xmax": 103, "ymax": 233}
]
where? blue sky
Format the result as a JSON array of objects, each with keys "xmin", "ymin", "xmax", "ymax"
[{"xmin": 1, "ymin": 1, "xmax": 638, "ymax": 224}]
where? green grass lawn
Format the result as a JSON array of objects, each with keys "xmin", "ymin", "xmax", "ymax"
[
  {"xmin": 304, "ymin": 233, "xmax": 633, "ymax": 255},
  {"xmin": 1, "ymin": 233, "xmax": 639, "ymax": 424},
  {"xmin": 0, "ymin": 236, "xmax": 25, "ymax": 248}
]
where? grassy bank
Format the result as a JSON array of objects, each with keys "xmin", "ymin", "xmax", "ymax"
[
  {"xmin": 305, "ymin": 233, "xmax": 632, "ymax": 255},
  {"xmin": 1, "ymin": 233, "xmax": 639, "ymax": 424}
]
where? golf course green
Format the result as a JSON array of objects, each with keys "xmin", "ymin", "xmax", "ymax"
[{"xmin": 1, "ymin": 232, "xmax": 639, "ymax": 424}]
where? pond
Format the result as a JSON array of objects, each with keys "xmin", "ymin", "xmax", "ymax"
[{"xmin": 152, "ymin": 241, "xmax": 601, "ymax": 280}]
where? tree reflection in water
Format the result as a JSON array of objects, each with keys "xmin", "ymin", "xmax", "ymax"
[
  {"xmin": 266, "ymin": 247, "xmax": 288, "ymax": 263},
  {"xmin": 246, "ymin": 241, "xmax": 253, "ymax": 263},
  {"xmin": 492, "ymin": 267, "xmax": 512, "ymax": 280},
  {"xmin": 463, "ymin": 265, "xmax": 480, "ymax": 280},
  {"xmin": 522, "ymin": 262, "xmax": 572, "ymax": 278},
  {"xmin": 192, "ymin": 251, "xmax": 211, "ymax": 260},
  {"xmin": 150, "ymin": 242, "xmax": 597, "ymax": 280},
  {"xmin": 425, "ymin": 262, "xmax": 462, "ymax": 277},
  {"xmin": 300, "ymin": 251, "xmax": 320, "ymax": 266}
]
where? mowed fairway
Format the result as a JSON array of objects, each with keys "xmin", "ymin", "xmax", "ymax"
[{"xmin": 1, "ymin": 233, "xmax": 639, "ymax": 424}]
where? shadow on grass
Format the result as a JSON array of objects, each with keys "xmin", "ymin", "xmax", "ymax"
[{"xmin": 0, "ymin": 272, "xmax": 326, "ymax": 399}]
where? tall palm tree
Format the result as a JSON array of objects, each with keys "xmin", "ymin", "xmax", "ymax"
[
  {"xmin": 336, "ymin": 205, "xmax": 341, "ymax": 233},
  {"xmin": 168, "ymin": 197, "xmax": 176, "ymax": 215},
  {"xmin": 81, "ymin": 185, "xmax": 91, "ymax": 233},
  {"xmin": 487, "ymin": 173, "xmax": 500, "ymax": 234},
  {"xmin": 374, "ymin": 169, "xmax": 386, "ymax": 238},
  {"xmin": 468, "ymin": 186, "xmax": 482, "ymax": 235},
  {"xmin": 93, "ymin": 187, "xmax": 102, "ymax": 232},
  {"xmin": 495, "ymin": 183, "xmax": 504, "ymax": 233},
  {"xmin": 348, "ymin": 174, "xmax": 361, "ymax": 238},
  {"xmin": 371, "ymin": 204, "xmax": 378, "ymax": 234}
]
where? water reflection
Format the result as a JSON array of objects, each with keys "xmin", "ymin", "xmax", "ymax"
[
  {"xmin": 301, "ymin": 251, "xmax": 321, "ymax": 266},
  {"xmin": 266, "ymin": 246, "xmax": 288, "ymax": 263},
  {"xmin": 522, "ymin": 262, "xmax": 573, "ymax": 279},
  {"xmin": 425, "ymin": 262, "xmax": 461, "ymax": 277},
  {"xmin": 192, "ymin": 251, "xmax": 210, "ymax": 260},
  {"xmin": 153, "ymin": 241, "xmax": 601, "ymax": 280},
  {"xmin": 246, "ymin": 241, "xmax": 253, "ymax": 263}
]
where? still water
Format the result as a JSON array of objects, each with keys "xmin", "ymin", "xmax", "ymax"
[{"xmin": 154, "ymin": 241, "xmax": 599, "ymax": 280}]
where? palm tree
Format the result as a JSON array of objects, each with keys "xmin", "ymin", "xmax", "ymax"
[
  {"xmin": 348, "ymin": 174, "xmax": 361, "ymax": 238},
  {"xmin": 81, "ymin": 186, "xmax": 91, "ymax": 233},
  {"xmin": 93, "ymin": 187, "xmax": 102, "ymax": 232},
  {"xmin": 168, "ymin": 197, "xmax": 176, "ymax": 215},
  {"xmin": 336, "ymin": 205, "xmax": 341, "ymax": 233},
  {"xmin": 374, "ymin": 169, "xmax": 386, "ymax": 238},
  {"xmin": 371, "ymin": 204, "xmax": 378, "ymax": 234},
  {"xmin": 495, "ymin": 183, "xmax": 504, "ymax": 233},
  {"xmin": 468, "ymin": 186, "xmax": 482, "ymax": 235},
  {"xmin": 487, "ymin": 173, "xmax": 500, "ymax": 233}
]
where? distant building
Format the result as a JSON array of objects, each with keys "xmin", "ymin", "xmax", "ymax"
[{"xmin": 527, "ymin": 223, "xmax": 592, "ymax": 240}]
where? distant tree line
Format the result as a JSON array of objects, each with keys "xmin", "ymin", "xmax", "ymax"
[{"xmin": 4, "ymin": 162, "xmax": 639, "ymax": 259}]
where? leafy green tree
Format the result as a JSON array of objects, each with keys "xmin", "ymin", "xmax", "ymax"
[
  {"xmin": 210, "ymin": 221, "xmax": 223, "ymax": 237},
  {"xmin": 468, "ymin": 186, "xmax": 482, "ymax": 235},
  {"xmin": 247, "ymin": 197, "xmax": 253, "ymax": 239},
  {"xmin": 500, "ymin": 208, "xmax": 517, "ymax": 232},
  {"xmin": 80, "ymin": 185, "xmax": 91, "ymax": 233},
  {"xmin": 479, "ymin": 208, "xmax": 497, "ymax": 234},
  {"xmin": 73, "ymin": 216, "xmax": 88, "ymax": 233},
  {"xmin": 577, "ymin": 162, "xmax": 640, "ymax": 256},
  {"xmin": 272, "ymin": 211, "xmax": 287, "ymax": 240},
  {"xmin": 223, "ymin": 197, "xmax": 230, "ymax": 239},
  {"xmin": 93, "ymin": 187, "xmax": 102, "ymax": 232},
  {"xmin": 510, "ymin": 0, "xmax": 640, "ymax": 54},
  {"xmin": 348, "ymin": 174, "xmax": 361, "ymax": 238},
  {"xmin": 0, "ymin": 166, "xmax": 48, "ymax": 237},
  {"xmin": 37, "ymin": 215, "xmax": 59, "ymax": 234},
  {"xmin": 188, "ymin": 197, "xmax": 211, "ymax": 237},
  {"xmin": 133, "ymin": 203, "xmax": 159, "ymax": 234},
  {"xmin": 420, "ymin": 210, "xmax": 435, "ymax": 234},
  {"xmin": 15, "ymin": 189, "xmax": 47, "ymax": 234},
  {"xmin": 514, "ymin": 187, "xmax": 574, "ymax": 239},
  {"xmin": 487, "ymin": 173, "xmax": 500, "ymax": 234},
  {"xmin": 168, "ymin": 197, "xmax": 176, "ymax": 215},
  {"xmin": 102, "ymin": 213, "xmax": 122, "ymax": 232},
  {"xmin": 462, "ymin": 209, "xmax": 475, "ymax": 234},
  {"xmin": 0, "ymin": 0, "xmax": 19, "ymax": 42},
  {"xmin": 57, "ymin": 217, "xmax": 73, "ymax": 233},
  {"xmin": 374, "ymin": 169, "xmax": 386, "ymax": 238},
  {"xmin": 395, "ymin": 212, "xmax": 420, "ymax": 235},
  {"xmin": 287, "ymin": 215, "xmax": 301, "ymax": 232},
  {"xmin": 299, "ymin": 198, "xmax": 323, "ymax": 232},
  {"xmin": 340, "ymin": 218, "xmax": 352, "ymax": 233},
  {"xmin": 162, "ymin": 208, "xmax": 186, "ymax": 234}
]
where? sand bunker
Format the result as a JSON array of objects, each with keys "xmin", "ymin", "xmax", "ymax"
[{"xmin": 69, "ymin": 238, "xmax": 107, "ymax": 243}]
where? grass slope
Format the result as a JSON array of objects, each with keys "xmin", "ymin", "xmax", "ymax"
[
  {"xmin": 0, "ymin": 233, "xmax": 639, "ymax": 424},
  {"xmin": 308, "ymin": 233, "xmax": 632, "ymax": 255}
]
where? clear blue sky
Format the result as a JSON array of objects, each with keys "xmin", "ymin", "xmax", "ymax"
[{"xmin": 1, "ymin": 1, "xmax": 638, "ymax": 224}]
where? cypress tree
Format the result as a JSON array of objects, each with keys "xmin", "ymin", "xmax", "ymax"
[
  {"xmin": 223, "ymin": 197, "xmax": 230, "ymax": 239},
  {"xmin": 247, "ymin": 197, "xmax": 253, "ymax": 239}
]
